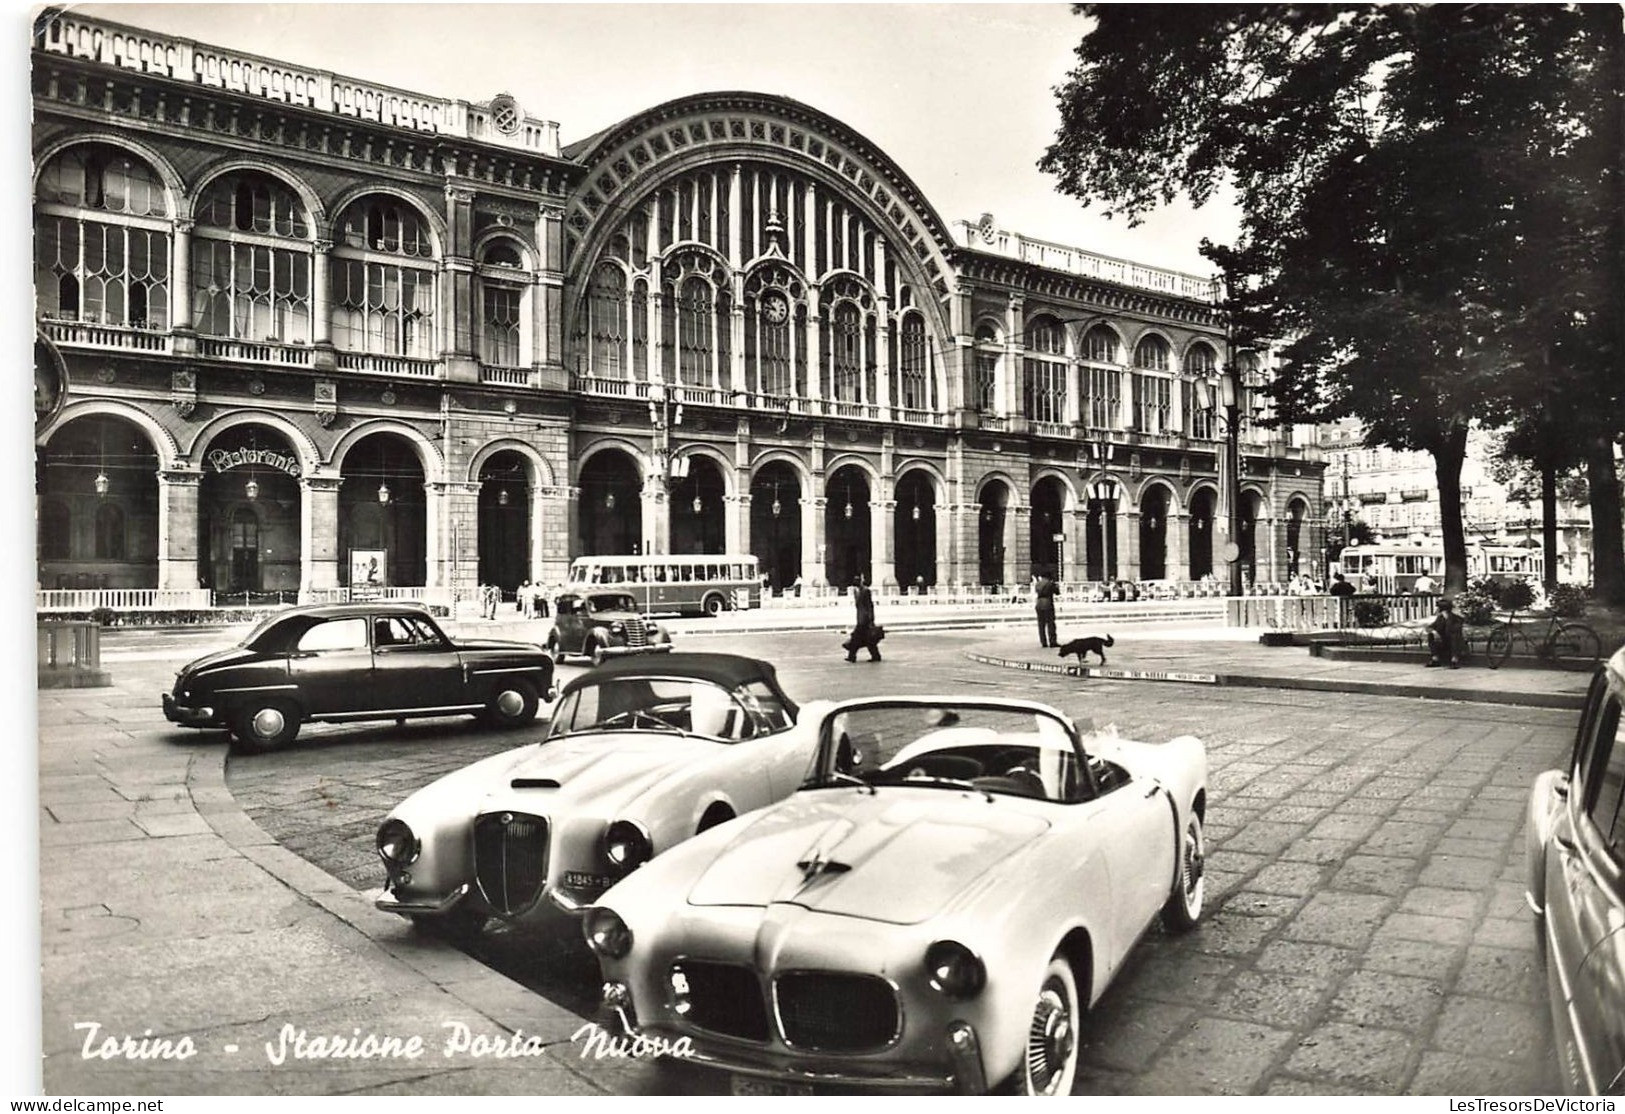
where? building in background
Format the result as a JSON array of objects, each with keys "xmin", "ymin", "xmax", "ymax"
[
  {"xmin": 1319, "ymin": 419, "xmax": 1593, "ymax": 584},
  {"xmin": 32, "ymin": 11, "xmax": 1324, "ymax": 603}
]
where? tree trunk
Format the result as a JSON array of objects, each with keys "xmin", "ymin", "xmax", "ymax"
[
  {"xmin": 1588, "ymin": 436, "xmax": 1625, "ymax": 605},
  {"xmin": 1433, "ymin": 423, "xmax": 1470, "ymax": 594},
  {"xmin": 1541, "ymin": 462, "xmax": 1558, "ymax": 591}
]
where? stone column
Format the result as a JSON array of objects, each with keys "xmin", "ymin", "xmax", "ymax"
[
  {"xmin": 725, "ymin": 492, "xmax": 749, "ymax": 555},
  {"xmin": 1119, "ymin": 504, "xmax": 1141, "ymax": 581},
  {"xmin": 1004, "ymin": 295, "xmax": 1024, "ymax": 419},
  {"xmin": 1007, "ymin": 504, "xmax": 1027, "ymax": 588},
  {"xmin": 169, "ymin": 220, "xmax": 193, "ymax": 335},
  {"xmin": 298, "ymin": 473, "xmax": 341, "ymax": 592},
  {"xmin": 1170, "ymin": 511, "xmax": 1190, "ymax": 583},
  {"xmin": 1065, "ymin": 507, "xmax": 1087, "ymax": 585},
  {"xmin": 311, "ymin": 239, "xmax": 332, "ymax": 346},
  {"xmin": 871, "ymin": 498, "xmax": 896, "ymax": 589},
  {"xmin": 805, "ymin": 288, "xmax": 823, "ymax": 408},
  {"xmin": 157, "ymin": 467, "xmax": 202, "ymax": 590},
  {"xmin": 429, "ymin": 480, "xmax": 481, "ymax": 589},
  {"xmin": 641, "ymin": 474, "xmax": 670, "ymax": 556},
  {"xmin": 802, "ymin": 496, "xmax": 825, "ymax": 587},
  {"xmin": 1262, "ymin": 510, "xmax": 1279, "ymax": 586}
]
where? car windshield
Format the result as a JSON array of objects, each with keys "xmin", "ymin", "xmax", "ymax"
[
  {"xmin": 808, "ymin": 702, "xmax": 1086, "ymax": 803},
  {"xmin": 546, "ymin": 676, "xmax": 762, "ymax": 742},
  {"xmin": 586, "ymin": 593, "xmax": 639, "ymax": 613}
]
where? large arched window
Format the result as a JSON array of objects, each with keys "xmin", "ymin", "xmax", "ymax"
[
  {"xmin": 1022, "ymin": 316, "xmax": 1067, "ymax": 425},
  {"xmin": 478, "ymin": 239, "xmax": 527, "ymax": 368},
  {"xmin": 34, "ymin": 144, "xmax": 171, "ymax": 329},
  {"xmin": 1184, "ymin": 343, "xmax": 1219, "ymax": 438},
  {"xmin": 830, "ymin": 302, "xmax": 865, "ymax": 403},
  {"xmin": 585, "ymin": 263, "xmax": 627, "ymax": 378},
  {"xmin": 1082, "ymin": 325, "xmax": 1119, "ymax": 364},
  {"xmin": 191, "ymin": 170, "xmax": 313, "ymax": 343},
  {"xmin": 972, "ymin": 322, "xmax": 1001, "ymax": 414},
  {"xmin": 897, "ymin": 314, "xmax": 931, "ymax": 411},
  {"xmin": 330, "ymin": 195, "xmax": 437, "ymax": 358},
  {"xmin": 1133, "ymin": 334, "xmax": 1171, "ymax": 371}
]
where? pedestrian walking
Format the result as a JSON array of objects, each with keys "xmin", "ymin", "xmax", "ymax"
[
  {"xmin": 519, "ymin": 580, "xmax": 534, "ymax": 619},
  {"xmin": 842, "ymin": 574, "xmax": 883, "ymax": 662},
  {"xmin": 1412, "ymin": 571, "xmax": 1437, "ymax": 596},
  {"xmin": 1033, "ymin": 568, "xmax": 1059, "ymax": 648},
  {"xmin": 481, "ymin": 583, "xmax": 499, "ymax": 620}
]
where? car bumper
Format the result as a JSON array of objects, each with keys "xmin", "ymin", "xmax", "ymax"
[
  {"xmin": 375, "ymin": 882, "xmax": 471, "ymax": 918},
  {"xmin": 600, "ymin": 984, "xmax": 984, "ymax": 1094},
  {"xmin": 599, "ymin": 644, "xmax": 673, "ymax": 658},
  {"xmin": 161, "ymin": 692, "xmax": 220, "ymax": 727}
]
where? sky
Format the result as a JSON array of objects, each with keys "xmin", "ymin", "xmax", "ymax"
[{"xmin": 63, "ymin": 1, "xmax": 1240, "ymax": 275}]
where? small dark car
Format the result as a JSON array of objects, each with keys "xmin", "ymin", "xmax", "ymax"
[
  {"xmin": 1525, "ymin": 645, "xmax": 1625, "ymax": 1095},
  {"xmin": 162, "ymin": 602, "xmax": 556, "ymax": 753},
  {"xmin": 546, "ymin": 591, "xmax": 673, "ymax": 666}
]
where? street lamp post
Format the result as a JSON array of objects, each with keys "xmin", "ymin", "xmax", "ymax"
[{"xmin": 1221, "ymin": 368, "xmax": 1244, "ymax": 597}]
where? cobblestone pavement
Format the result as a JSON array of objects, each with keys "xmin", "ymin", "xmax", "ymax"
[{"xmin": 223, "ymin": 625, "xmax": 1570, "ymax": 1095}]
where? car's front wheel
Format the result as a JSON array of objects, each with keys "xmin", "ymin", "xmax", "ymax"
[
  {"xmin": 590, "ymin": 641, "xmax": 609, "ymax": 667},
  {"xmin": 1019, "ymin": 955, "xmax": 1079, "ymax": 1096},
  {"xmin": 229, "ymin": 699, "xmax": 301, "ymax": 753},
  {"xmin": 478, "ymin": 678, "xmax": 539, "ymax": 729},
  {"xmin": 546, "ymin": 633, "xmax": 567, "ymax": 665},
  {"xmin": 1160, "ymin": 809, "xmax": 1205, "ymax": 932}
]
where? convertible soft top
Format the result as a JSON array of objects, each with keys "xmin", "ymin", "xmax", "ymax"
[{"xmin": 561, "ymin": 652, "xmax": 785, "ymax": 696}]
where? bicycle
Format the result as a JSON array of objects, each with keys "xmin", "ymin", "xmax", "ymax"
[{"xmin": 1484, "ymin": 608, "xmax": 1602, "ymax": 671}]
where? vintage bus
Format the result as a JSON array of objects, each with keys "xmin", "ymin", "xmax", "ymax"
[
  {"xmin": 1339, "ymin": 541, "xmax": 1543, "ymax": 594},
  {"xmin": 566, "ymin": 554, "xmax": 762, "ymax": 616}
]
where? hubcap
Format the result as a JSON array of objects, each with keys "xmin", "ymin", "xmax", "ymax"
[
  {"xmin": 252, "ymin": 707, "xmax": 285, "ymax": 739},
  {"xmin": 494, "ymin": 689, "xmax": 524, "ymax": 717},
  {"xmin": 1185, "ymin": 822, "xmax": 1206, "ymax": 905},
  {"xmin": 1025, "ymin": 984, "xmax": 1075, "ymax": 1095}
]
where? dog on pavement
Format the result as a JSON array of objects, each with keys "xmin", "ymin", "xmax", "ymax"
[{"xmin": 1058, "ymin": 634, "xmax": 1114, "ymax": 666}]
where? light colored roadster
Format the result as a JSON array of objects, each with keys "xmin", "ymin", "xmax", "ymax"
[
  {"xmin": 375, "ymin": 652, "xmax": 804, "ymax": 933},
  {"xmin": 1524, "ymin": 645, "xmax": 1625, "ymax": 1095},
  {"xmin": 584, "ymin": 695, "xmax": 1207, "ymax": 1095}
]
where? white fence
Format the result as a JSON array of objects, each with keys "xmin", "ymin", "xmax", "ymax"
[
  {"xmin": 36, "ymin": 588, "xmax": 215, "ymax": 612},
  {"xmin": 298, "ymin": 586, "xmax": 476, "ymax": 608}
]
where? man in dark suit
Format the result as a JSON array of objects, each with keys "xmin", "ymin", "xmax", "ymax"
[
  {"xmin": 1033, "ymin": 568, "xmax": 1059, "ymax": 648},
  {"xmin": 844, "ymin": 574, "xmax": 882, "ymax": 662}
]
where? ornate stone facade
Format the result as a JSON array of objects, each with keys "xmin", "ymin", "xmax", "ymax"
[{"xmin": 31, "ymin": 11, "xmax": 1324, "ymax": 599}]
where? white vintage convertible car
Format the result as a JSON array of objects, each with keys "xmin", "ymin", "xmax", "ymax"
[
  {"xmin": 585, "ymin": 695, "xmax": 1207, "ymax": 1095},
  {"xmin": 374, "ymin": 653, "xmax": 805, "ymax": 933}
]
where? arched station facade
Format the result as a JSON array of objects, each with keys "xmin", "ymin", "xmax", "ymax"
[{"xmin": 32, "ymin": 13, "xmax": 1323, "ymax": 599}]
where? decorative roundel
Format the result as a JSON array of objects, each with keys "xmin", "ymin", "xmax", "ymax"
[
  {"xmin": 762, "ymin": 294, "xmax": 789, "ymax": 324},
  {"xmin": 490, "ymin": 94, "xmax": 522, "ymax": 136},
  {"xmin": 977, "ymin": 212, "xmax": 996, "ymax": 243}
]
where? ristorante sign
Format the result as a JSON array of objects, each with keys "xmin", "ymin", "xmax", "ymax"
[{"xmin": 208, "ymin": 448, "xmax": 302, "ymax": 477}]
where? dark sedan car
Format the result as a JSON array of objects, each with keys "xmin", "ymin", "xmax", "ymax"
[
  {"xmin": 1525, "ymin": 645, "xmax": 1625, "ymax": 1095},
  {"xmin": 163, "ymin": 603, "xmax": 556, "ymax": 753},
  {"xmin": 546, "ymin": 591, "xmax": 673, "ymax": 665}
]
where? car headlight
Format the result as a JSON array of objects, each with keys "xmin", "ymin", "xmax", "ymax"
[
  {"xmin": 610, "ymin": 621, "xmax": 625, "ymax": 634},
  {"xmin": 375, "ymin": 818, "xmax": 419, "ymax": 866},
  {"xmin": 603, "ymin": 819, "xmax": 653, "ymax": 873},
  {"xmin": 925, "ymin": 940, "xmax": 986, "ymax": 999},
  {"xmin": 584, "ymin": 907, "xmax": 634, "ymax": 959},
  {"xmin": 646, "ymin": 621, "xmax": 660, "ymax": 634}
]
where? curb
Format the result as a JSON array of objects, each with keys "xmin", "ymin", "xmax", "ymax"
[
  {"xmin": 964, "ymin": 650, "xmax": 1586, "ymax": 710},
  {"xmin": 184, "ymin": 743, "xmax": 613, "ymax": 1091}
]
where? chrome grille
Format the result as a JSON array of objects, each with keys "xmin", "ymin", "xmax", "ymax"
[
  {"xmin": 670, "ymin": 960, "xmax": 770, "ymax": 1042},
  {"xmin": 472, "ymin": 811, "xmax": 548, "ymax": 915},
  {"xmin": 622, "ymin": 618, "xmax": 649, "ymax": 647},
  {"xmin": 775, "ymin": 972, "xmax": 900, "ymax": 1052}
]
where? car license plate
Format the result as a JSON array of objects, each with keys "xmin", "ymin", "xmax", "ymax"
[
  {"xmin": 730, "ymin": 1075, "xmax": 814, "ymax": 1097},
  {"xmin": 562, "ymin": 871, "xmax": 613, "ymax": 894}
]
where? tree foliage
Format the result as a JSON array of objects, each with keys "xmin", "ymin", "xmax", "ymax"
[{"xmin": 1041, "ymin": 5, "xmax": 1623, "ymax": 600}]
